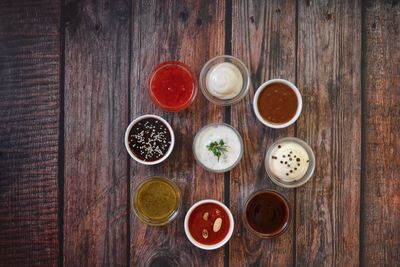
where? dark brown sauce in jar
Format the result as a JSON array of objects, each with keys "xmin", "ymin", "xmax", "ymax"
[
  {"xmin": 257, "ymin": 83, "xmax": 298, "ymax": 124},
  {"xmin": 245, "ymin": 190, "xmax": 290, "ymax": 237}
]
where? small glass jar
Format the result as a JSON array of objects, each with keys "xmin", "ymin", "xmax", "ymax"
[
  {"xmin": 243, "ymin": 189, "xmax": 290, "ymax": 239},
  {"xmin": 132, "ymin": 176, "xmax": 181, "ymax": 226},
  {"xmin": 192, "ymin": 123, "xmax": 244, "ymax": 173},
  {"xmin": 148, "ymin": 61, "xmax": 197, "ymax": 112},
  {"xmin": 199, "ymin": 55, "xmax": 250, "ymax": 106},
  {"xmin": 265, "ymin": 137, "xmax": 315, "ymax": 188}
]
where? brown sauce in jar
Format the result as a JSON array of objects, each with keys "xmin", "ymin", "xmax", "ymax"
[
  {"xmin": 245, "ymin": 191, "xmax": 289, "ymax": 236},
  {"xmin": 257, "ymin": 83, "xmax": 298, "ymax": 124}
]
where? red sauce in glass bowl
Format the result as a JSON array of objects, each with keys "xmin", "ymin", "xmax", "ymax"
[
  {"xmin": 188, "ymin": 203, "xmax": 230, "ymax": 245},
  {"xmin": 148, "ymin": 61, "xmax": 196, "ymax": 112}
]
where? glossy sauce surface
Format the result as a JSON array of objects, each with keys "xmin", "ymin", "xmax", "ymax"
[
  {"xmin": 136, "ymin": 179, "xmax": 179, "ymax": 221},
  {"xmin": 150, "ymin": 62, "xmax": 195, "ymax": 111},
  {"xmin": 128, "ymin": 118, "xmax": 171, "ymax": 162},
  {"xmin": 245, "ymin": 191, "xmax": 289, "ymax": 235},
  {"xmin": 188, "ymin": 203, "xmax": 230, "ymax": 245},
  {"xmin": 257, "ymin": 83, "xmax": 298, "ymax": 123}
]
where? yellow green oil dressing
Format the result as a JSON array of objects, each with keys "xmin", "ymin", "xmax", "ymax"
[{"xmin": 135, "ymin": 178, "xmax": 179, "ymax": 222}]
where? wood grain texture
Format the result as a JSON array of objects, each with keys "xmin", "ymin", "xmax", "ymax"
[
  {"xmin": 296, "ymin": 0, "xmax": 361, "ymax": 266},
  {"xmin": 230, "ymin": 1, "xmax": 296, "ymax": 266},
  {"xmin": 0, "ymin": 0, "xmax": 60, "ymax": 266},
  {"xmin": 130, "ymin": 1, "xmax": 226, "ymax": 266},
  {"xmin": 63, "ymin": 0, "xmax": 129, "ymax": 266},
  {"xmin": 362, "ymin": 1, "xmax": 400, "ymax": 266}
]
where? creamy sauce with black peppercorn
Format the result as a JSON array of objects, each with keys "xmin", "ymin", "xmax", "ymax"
[
  {"xmin": 128, "ymin": 118, "xmax": 171, "ymax": 162},
  {"xmin": 268, "ymin": 141, "xmax": 310, "ymax": 182}
]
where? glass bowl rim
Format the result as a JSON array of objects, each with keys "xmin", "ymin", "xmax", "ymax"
[
  {"xmin": 132, "ymin": 176, "xmax": 182, "ymax": 226},
  {"xmin": 199, "ymin": 55, "xmax": 250, "ymax": 106},
  {"xmin": 265, "ymin": 137, "xmax": 316, "ymax": 188},
  {"xmin": 148, "ymin": 60, "xmax": 198, "ymax": 112},
  {"xmin": 243, "ymin": 189, "xmax": 291, "ymax": 238},
  {"xmin": 192, "ymin": 122, "xmax": 244, "ymax": 173}
]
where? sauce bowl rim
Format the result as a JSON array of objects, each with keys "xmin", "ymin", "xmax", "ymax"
[
  {"xmin": 192, "ymin": 122, "xmax": 244, "ymax": 173},
  {"xmin": 124, "ymin": 114, "xmax": 175, "ymax": 165},
  {"xmin": 184, "ymin": 199, "xmax": 235, "ymax": 250},
  {"xmin": 253, "ymin": 78, "xmax": 303, "ymax": 128}
]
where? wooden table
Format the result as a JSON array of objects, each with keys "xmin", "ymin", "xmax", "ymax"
[{"xmin": 0, "ymin": 0, "xmax": 399, "ymax": 266}]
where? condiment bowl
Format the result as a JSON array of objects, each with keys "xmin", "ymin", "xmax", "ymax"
[
  {"xmin": 184, "ymin": 199, "xmax": 234, "ymax": 250},
  {"xmin": 132, "ymin": 176, "xmax": 181, "ymax": 226},
  {"xmin": 253, "ymin": 79, "xmax": 302, "ymax": 128},
  {"xmin": 199, "ymin": 55, "xmax": 250, "ymax": 106},
  {"xmin": 265, "ymin": 137, "xmax": 315, "ymax": 188},
  {"xmin": 148, "ymin": 61, "xmax": 198, "ymax": 112},
  {"xmin": 243, "ymin": 189, "xmax": 290, "ymax": 239},
  {"xmin": 192, "ymin": 123, "xmax": 244, "ymax": 173},
  {"xmin": 125, "ymin": 114, "xmax": 175, "ymax": 165}
]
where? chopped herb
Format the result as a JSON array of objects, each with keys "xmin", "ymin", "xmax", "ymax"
[{"xmin": 207, "ymin": 139, "xmax": 228, "ymax": 161}]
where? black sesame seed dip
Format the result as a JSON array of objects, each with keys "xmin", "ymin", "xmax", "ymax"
[{"xmin": 128, "ymin": 117, "xmax": 171, "ymax": 162}]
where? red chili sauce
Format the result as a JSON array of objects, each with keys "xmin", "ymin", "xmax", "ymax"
[
  {"xmin": 149, "ymin": 61, "xmax": 195, "ymax": 112},
  {"xmin": 257, "ymin": 82, "xmax": 298, "ymax": 123},
  {"xmin": 188, "ymin": 203, "xmax": 230, "ymax": 245}
]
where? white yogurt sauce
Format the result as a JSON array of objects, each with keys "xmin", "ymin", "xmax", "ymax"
[
  {"xmin": 194, "ymin": 124, "xmax": 242, "ymax": 171},
  {"xmin": 268, "ymin": 141, "xmax": 310, "ymax": 182},
  {"xmin": 205, "ymin": 62, "xmax": 243, "ymax": 99}
]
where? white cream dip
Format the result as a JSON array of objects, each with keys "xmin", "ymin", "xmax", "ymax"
[
  {"xmin": 194, "ymin": 124, "xmax": 242, "ymax": 172},
  {"xmin": 268, "ymin": 141, "xmax": 310, "ymax": 182},
  {"xmin": 205, "ymin": 62, "xmax": 243, "ymax": 99}
]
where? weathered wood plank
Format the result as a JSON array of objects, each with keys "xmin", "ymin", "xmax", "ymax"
[
  {"xmin": 296, "ymin": 0, "xmax": 361, "ymax": 266},
  {"xmin": 0, "ymin": 0, "xmax": 61, "ymax": 266},
  {"xmin": 362, "ymin": 1, "xmax": 400, "ymax": 266},
  {"xmin": 230, "ymin": 1, "xmax": 296, "ymax": 266},
  {"xmin": 130, "ymin": 1, "xmax": 226, "ymax": 266},
  {"xmin": 63, "ymin": 0, "xmax": 129, "ymax": 266}
]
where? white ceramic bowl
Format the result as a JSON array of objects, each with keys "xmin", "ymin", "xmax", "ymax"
[
  {"xmin": 184, "ymin": 199, "xmax": 234, "ymax": 250},
  {"xmin": 124, "ymin": 114, "xmax": 175, "ymax": 165},
  {"xmin": 253, "ymin": 79, "xmax": 302, "ymax": 128}
]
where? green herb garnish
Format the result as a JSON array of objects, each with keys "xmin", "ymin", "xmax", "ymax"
[{"xmin": 207, "ymin": 139, "xmax": 228, "ymax": 161}]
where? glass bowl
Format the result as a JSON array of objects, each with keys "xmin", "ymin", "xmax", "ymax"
[
  {"xmin": 148, "ymin": 61, "xmax": 197, "ymax": 112},
  {"xmin": 192, "ymin": 123, "xmax": 244, "ymax": 173},
  {"xmin": 243, "ymin": 189, "xmax": 290, "ymax": 239},
  {"xmin": 199, "ymin": 55, "xmax": 250, "ymax": 106},
  {"xmin": 265, "ymin": 137, "xmax": 315, "ymax": 188},
  {"xmin": 132, "ymin": 176, "xmax": 181, "ymax": 226}
]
